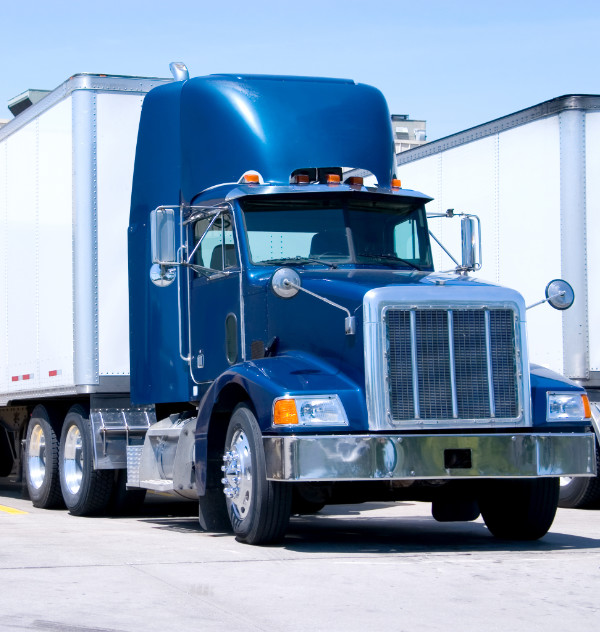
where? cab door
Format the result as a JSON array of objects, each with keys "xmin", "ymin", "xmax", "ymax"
[{"xmin": 188, "ymin": 211, "xmax": 241, "ymax": 383}]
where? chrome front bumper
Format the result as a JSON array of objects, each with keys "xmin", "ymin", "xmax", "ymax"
[{"xmin": 263, "ymin": 433, "xmax": 596, "ymax": 481}]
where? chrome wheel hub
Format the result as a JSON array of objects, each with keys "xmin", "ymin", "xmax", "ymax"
[
  {"xmin": 63, "ymin": 425, "xmax": 84, "ymax": 495},
  {"xmin": 28, "ymin": 423, "xmax": 47, "ymax": 490},
  {"xmin": 221, "ymin": 429, "xmax": 252, "ymax": 519}
]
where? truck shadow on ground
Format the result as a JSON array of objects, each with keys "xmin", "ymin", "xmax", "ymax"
[{"xmin": 138, "ymin": 501, "xmax": 600, "ymax": 554}]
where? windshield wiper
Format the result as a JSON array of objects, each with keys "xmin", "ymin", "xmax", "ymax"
[
  {"xmin": 357, "ymin": 252, "xmax": 421, "ymax": 271},
  {"xmin": 260, "ymin": 256, "xmax": 338, "ymax": 269}
]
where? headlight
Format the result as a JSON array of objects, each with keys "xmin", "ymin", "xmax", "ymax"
[
  {"xmin": 273, "ymin": 395, "xmax": 349, "ymax": 426},
  {"xmin": 547, "ymin": 392, "xmax": 591, "ymax": 421}
]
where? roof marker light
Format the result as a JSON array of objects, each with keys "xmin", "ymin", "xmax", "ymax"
[
  {"xmin": 391, "ymin": 179, "xmax": 402, "ymax": 189},
  {"xmin": 327, "ymin": 173, "xmax": 341, "ymax": 185},
  {"xmin": 239, "ymin": 170, "xmax": 264, "ymax": 185},
  {"xmin": 345, "ymin": 176, "xmax": 363, "ymax": 186},
  {"xmin": 292, "ymin": 174, "xmax": 310, "ymax": 184}
]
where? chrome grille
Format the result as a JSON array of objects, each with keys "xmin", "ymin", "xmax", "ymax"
[{"xmin": 386, "ymin": 307, "xmax": 519, "ymax": 422}]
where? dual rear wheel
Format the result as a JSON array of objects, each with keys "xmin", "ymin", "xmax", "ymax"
[{"xmin": 25, "ymin": 404, "xmax": 144, "ymax": 515}]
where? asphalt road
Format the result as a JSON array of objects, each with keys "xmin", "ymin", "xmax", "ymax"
[{"xmin": 0, "ymin": 480, "xmax": 598, "ymax": 632}]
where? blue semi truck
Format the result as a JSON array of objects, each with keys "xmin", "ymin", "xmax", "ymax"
[{"xmin": 0, "ymin": 64, "xmax": 596, "ymax": 544}]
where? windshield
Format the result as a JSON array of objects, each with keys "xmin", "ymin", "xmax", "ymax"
[{"xmin": 241, "ymin": 195, "xmax": 432, "ymax": 270}]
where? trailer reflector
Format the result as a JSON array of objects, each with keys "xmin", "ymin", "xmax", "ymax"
[
  {"xmin": 48, "ymin": 369, "xmax": 62, "ymax": 377},
  {"xmin": 12, "ymin": 373, "xmax": 34, "ymax": 382}
]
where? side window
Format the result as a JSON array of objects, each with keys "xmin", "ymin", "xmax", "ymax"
[
  {"xmin": 394, "ymin": 218, "xmax": 419, "ymax": 260},
  {"xmin": 193, "ymin": 213, "xmax": 237, "ymax": 272}
]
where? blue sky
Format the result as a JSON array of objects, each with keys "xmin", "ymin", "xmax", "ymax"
[{"xmin": 0, "ymin": 0, "xmax": 598, "ymax": 140}]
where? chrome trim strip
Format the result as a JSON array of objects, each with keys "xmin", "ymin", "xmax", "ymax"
[
  {"xmin": 447, "ymin": 310, "xmax": 458, "ymax": 418},
  {"xmin": 264, "ymin": 433, "xmax": 596, "ymax": 481},
  {"xmin": 409, "ymin": 310, "xmax": 420, "ymax": 419},
  {"xmin": 484, "ymin": 310, "xmax": 496, "ymax": 417},
  {"xmin": 72, "ymin": 89, "xmax": 99, "ymax": 386}
]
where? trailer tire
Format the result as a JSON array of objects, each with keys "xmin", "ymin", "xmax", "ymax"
[
  {"xmin": 222, "ymin": 404, "xmax": 292, "ymax": 544},
  {"xmin": 479, "ymin": 478, "xmax": 559, "ymax": 540},
  {"xmin": 25, "ymin": 405, "xmax": 64, "ymax": 509},
  {"xmin": 59, "ymin": 405, "xmax": 113, "ymax": 516},
  {"xmin": 558, "ymin": 441, "xmax": 600, "ymax": 508}
]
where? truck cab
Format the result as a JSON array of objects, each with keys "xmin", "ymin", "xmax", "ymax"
[{"xmin": 127, "ymin": 70, "xmax": 596, "ymax": 544}]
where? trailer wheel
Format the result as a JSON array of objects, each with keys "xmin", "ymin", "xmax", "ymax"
[
  {"xmin": 558, "ymin": 440, "xmax": 600, "ymax": 508},
  {"xmin": 25, "ymin": 405, "xmax": 64, "ymax": 508},
  {"xmin": 222, "ymin": 404, "xmax": 292, "ymax": 544},
  {"xmin": 479, "ymin": 478, "xmax": 559, "ymax": 540},
  {"xmin": 59, "ymin": 405, "xmax": 113, "ymax": 516}
]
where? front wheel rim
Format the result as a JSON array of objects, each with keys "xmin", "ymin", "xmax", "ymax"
[
  {"xmin": 28, "ymin": 423, "xmax": 47, "ymax": 490},
  {"xmin": 63, "ymin": 425, "xmax": 83, "ymax": 495},
  {"xmin": 222, "ymin": 429, "xmax": 253, "ymax": 520}
]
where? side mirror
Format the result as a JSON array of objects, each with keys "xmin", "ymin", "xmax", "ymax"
[
  {"xmin": 271, "ymin": 267, "xmax": 301, "ymax": 298},
  {"xmin": 460, "ymin": 215, "xmax": 481, "ymax": 272},
  {"xmin": 545, "ymin": 279, "xmax": 575, "ymax": 311},
  {"xmin": 526, "ymin": 278, "xmax": 575, "ymax": 311},
  {"xmin": 150, "ymin": 207, "xmax": 176, "ymax": 264}
]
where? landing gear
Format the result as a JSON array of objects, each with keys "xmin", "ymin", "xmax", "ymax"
[{"xmin": 221, "ymin": 405, "xmax": 292, "ymax": 544}]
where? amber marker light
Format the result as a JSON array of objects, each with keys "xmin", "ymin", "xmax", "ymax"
[
  {"xmin": 346, "ymin": 176, "xmax": 363, "ymax": 186},
  {"xmin": 293, "ymin": 174, "xmax": 310, "ymax": 184},
  {"xmin": 391, "ymin": 179, "xmax": 402, "ymax": 189},
  {"xmin": 583, "ymin": 394, "xmax": 592, "ymax": 419},
  {"xmin": 327, "ymin": 173, "xmax": 341, "ymax": 185},
  {"xmin": 273, "ymin": 399, "xmax": 299, "ymax": 425},
  {"xmin": 243, "ymin": 173, "xmax": 260, "ymax": 184}
]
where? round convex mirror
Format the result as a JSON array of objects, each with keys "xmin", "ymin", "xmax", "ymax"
[
  {"xmin": 545, "ymin": 279, "xmax": 575, "ymax": 310},
  {"xmin": 271, "ymin": 268, "xmax": 301, "ymax": 298},
  {"xmin": 150, "ymin": 263, "xmax": 176, "ymax": 287}
]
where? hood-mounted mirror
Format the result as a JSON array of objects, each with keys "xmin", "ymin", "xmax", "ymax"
[
  {"xmin": 271, "ymin": 267, "xmax": 301, "ymax": 298},
  {"xmin": 527, "ymin": 278, "xmax": 575, "ymax": 311},
  {"xmin": 545, "ymin": 279, "xmax": 575, "ymax": 310}
]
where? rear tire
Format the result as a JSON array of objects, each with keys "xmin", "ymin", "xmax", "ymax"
[
  {"xmin": 479, "ymin": 478, "xmax": 559, "ymax": 540},
  {"xmin": 25, "ymin": 405, "xmax": 64, "ymax": 509},
  {"xmin": 59, "ymin": 405, "xmax": 113, "ymax": 516},
  {"xmin": 222, "ymin": 404, "xmax": 292, "ymax": 544}
]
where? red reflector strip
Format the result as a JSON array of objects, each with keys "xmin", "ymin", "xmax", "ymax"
[
  {"xmin": 48, "ymin": 369, "xmax": 62, "ymax": 377},
  {"xmin": 12, "ymin": 373, "xmax": 34, "ymax": 381}
]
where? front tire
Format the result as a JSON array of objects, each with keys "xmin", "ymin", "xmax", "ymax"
[
  {"xmin": 222, "ymin": 404, "xmax": 292, "ymax": 544},
  {"xmin": 59, "ymin": 405, "xmax": 113, "ymax": 516},
  {"xmin": 479, "ymin": 478, "xmax": 559, "ymax": 540},
  {"xmin": 558, "ymin": 441, "xmax": 600, "ymax": 508},
  {"xmin": 25, "ymin": 405, "xmax": 64, "ymax": 509}
]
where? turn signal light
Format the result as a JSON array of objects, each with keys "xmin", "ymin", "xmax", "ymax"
[
  {"xmin": 391, "ymin": 179, "xmax": 402, "ymax": 189},
  {"xmin": 583, "ymin": 394, "xmax": 592, "ymax": 419},
  {"xmin": 273, "ymin": 399, "xmax": 299, "ymax": 425}
]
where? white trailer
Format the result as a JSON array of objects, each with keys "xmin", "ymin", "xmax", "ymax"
[
  {"xmin": 397, "ymin": 94, "xmax": 600, "ymax": 507},
  {"xmin": 0, "ymin": 74, "xmax": 167, "ymax": 479}
]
